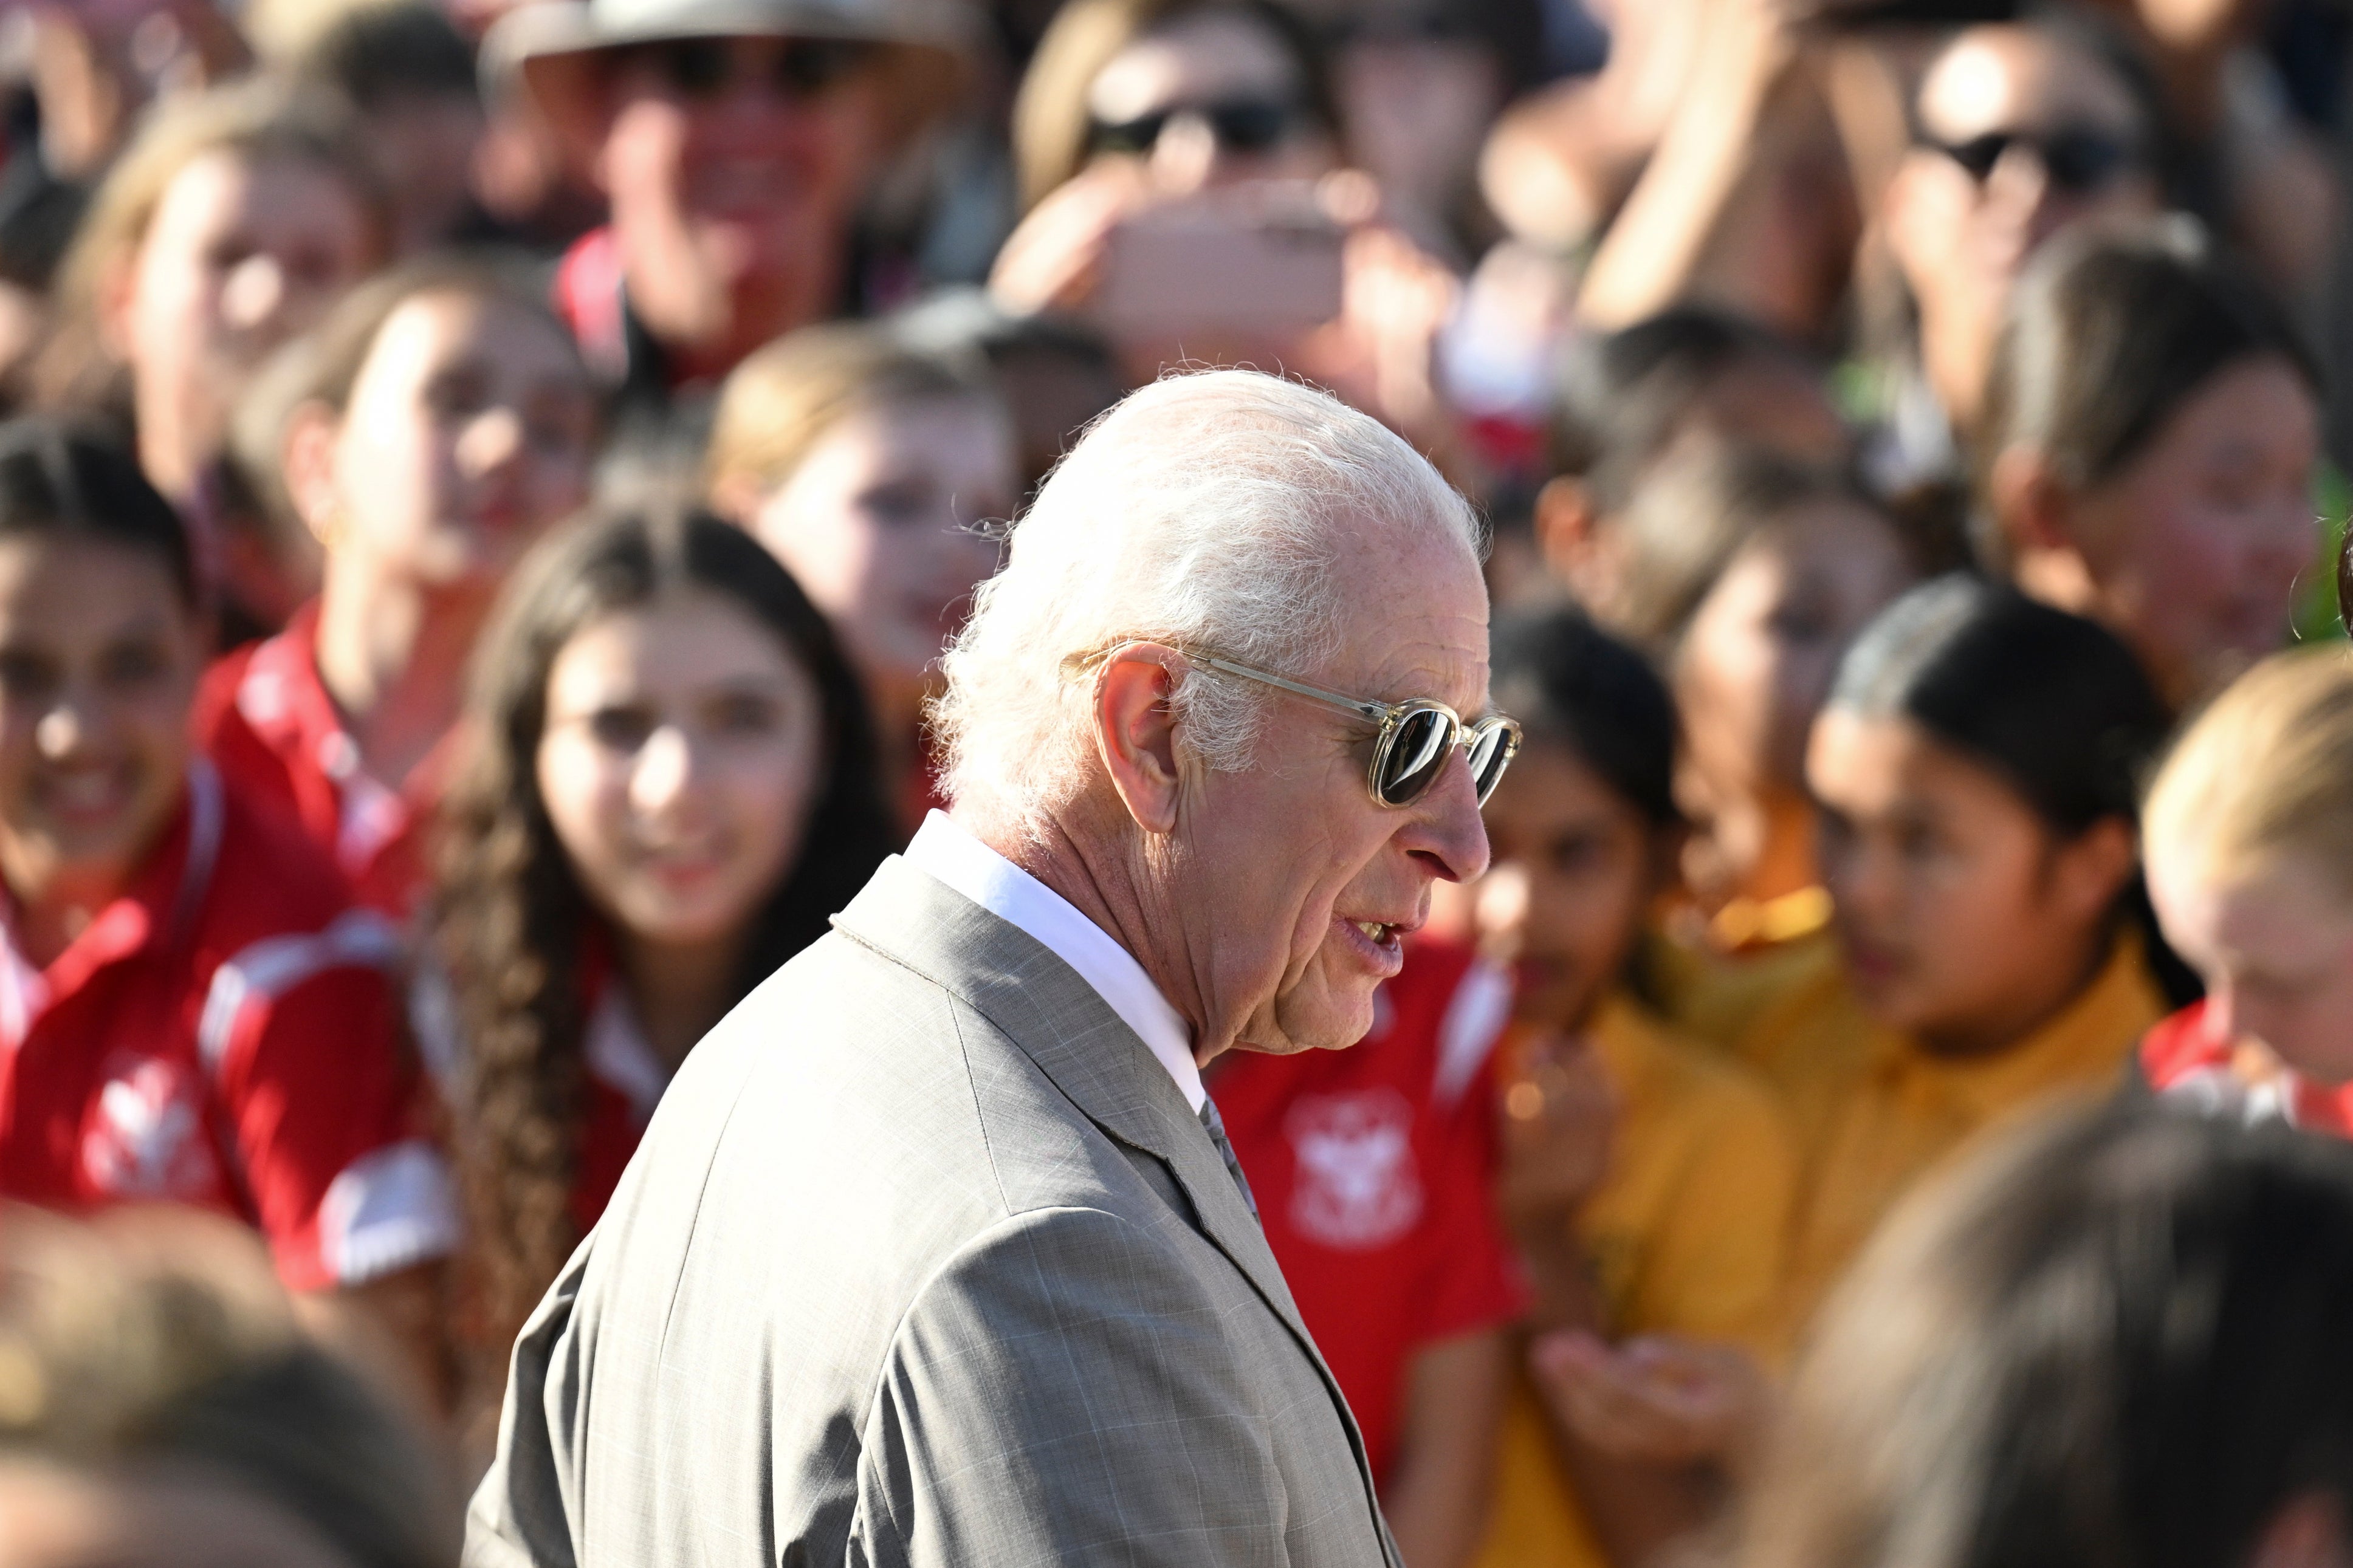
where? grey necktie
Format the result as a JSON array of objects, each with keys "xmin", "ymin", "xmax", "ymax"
[{"xmin": 1197, "ymin": 1096, "xmax": 1259, "ymax": 1223}]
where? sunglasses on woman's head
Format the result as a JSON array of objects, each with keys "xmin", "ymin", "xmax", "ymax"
[
  {"xmin": 627, "ymin": 36, "xmax": 876, "ymax": 103},
  {"xmin": 1919, "ymin": 124, "xmax": 2140, "ymax": 196},
  {"xmin": 1064, "ymin": 643, "xmax": 1521, "ymax": 809},
  {"xmin": 1087, "ymin": 97, "xmax": 1299, "ymax": 158}
]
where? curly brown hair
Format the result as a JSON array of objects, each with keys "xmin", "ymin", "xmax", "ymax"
[{"xmin": 431, "ymin": 506, "xmax": 895, "ymax": 1352}]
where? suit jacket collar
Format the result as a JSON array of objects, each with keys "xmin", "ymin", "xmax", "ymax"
[
  {"xmin": 832, "ymin": 856, "xmax": 1396, "ymax": 1563},
  {"xmin": 832, "ymin": 856, "xmax": 1262, "ymax": 1253}
]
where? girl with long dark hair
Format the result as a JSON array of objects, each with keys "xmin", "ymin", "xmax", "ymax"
[{"xmin": 426, "ymin": 506, "xmax": 896, "ymax": 1394}]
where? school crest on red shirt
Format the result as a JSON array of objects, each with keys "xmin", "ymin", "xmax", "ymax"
[
  {"xmin": 81, "ymin": 1056, "xmax": 219, "ymax": 1200},
  {"xmin": 1285, "ymin": 1088, "xmax": 1421, "ymax": 1248}
]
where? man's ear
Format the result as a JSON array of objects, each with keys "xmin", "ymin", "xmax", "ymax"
[
  {"xmin": 1093, "ymin": 644, "xmax": 1187, "ymax": 835},
  {"xmin": 280, "ymin": 400, "xmax": 344, "ymax": 549},
  {"xmin": 1534, "ymin": 474, "xmax": 1619, "ymax": 612}
]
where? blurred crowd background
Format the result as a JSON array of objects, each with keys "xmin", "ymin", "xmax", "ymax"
[{"xmin": 6, "ymin": 0, "xmax": 2353, "ymax": 1563}]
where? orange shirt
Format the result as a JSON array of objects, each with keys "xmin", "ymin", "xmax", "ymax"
[
  {"xmin": 1475, "ymin": 996, "xmax": 1798, "ymax": 1568},
  {"xmin": 1779, "ymin": 937, "xmax": 2162, "ymax": 1332}
]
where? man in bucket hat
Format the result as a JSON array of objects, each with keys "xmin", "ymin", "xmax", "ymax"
[{"xmin": 483, "ymin": 0, "xmax": 969, "ymax": 405}]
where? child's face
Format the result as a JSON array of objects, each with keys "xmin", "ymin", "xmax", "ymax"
[
  {"xmin": 1676, "ymin": 504, "xmax": 1915, "ymax": 813},
  {"xmin": 0, "ymin": 536, "xmax": 200, "ymax": 909},
  {"xmin": 1475, "ymin": 740, "xmax": 1664, "ymax": 1031},
  {"xmin": 314, "ymin": 290, "xmax": 596, "ymax": 594},
  {"xmin": 748, "ymin": 395, "xmax": 1014, "ymax": 704},
  {"xmin": 536, "ymin": 588, "xmax": 825, "ymax": 953},
  {"xmin": 2149, "ymin": 854, "xmax": 2353, "ymax": 1086},
  {"xmin": 2063, "ymin": 356, "xmax": 2318, "ymax": 710},
  {"xmin": 113, "ymin": 151, "xmax": 376, "ymax": 482},
  {"xmin": 1809, "ymin": 710, "xmax": 2131, "ymax": 1052}
]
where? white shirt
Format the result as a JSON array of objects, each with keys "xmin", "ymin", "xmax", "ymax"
[{"xmin": 902, "ymin": 811, "xmax": 1205, "ymax": 1113}]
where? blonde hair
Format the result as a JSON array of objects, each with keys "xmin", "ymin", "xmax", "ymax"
[
  {"xmin": 2144, "ymin": 646, "xmax": 2353, "ymax": 904},
  {"xmin": 32, "ymin": 79, "xmax": 393, "ymax": 416},
  {"xmin": 705, "ymin": 321, "xmax": 994, "ymax": 501}
]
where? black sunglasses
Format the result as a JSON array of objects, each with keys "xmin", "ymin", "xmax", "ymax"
[
  {"xmin": 1921, "ymin": 125, "xmax": 2142, "ymax": 196},
  {"xmin": 627, "ymin": 36, "xmax": 876, "ymax": 103},
  {"xmin": 1088, "ymin": 97, "xmax": 1300, "ymax": 158},
  {"xmin": 1065, "ymin": 643, "xmax": 1522, "ymax": 809}
]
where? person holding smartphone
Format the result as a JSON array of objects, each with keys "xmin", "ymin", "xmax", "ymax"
[{"xmin": 990, "ymin": 0, "xmax": 1460, "ymax": 449}]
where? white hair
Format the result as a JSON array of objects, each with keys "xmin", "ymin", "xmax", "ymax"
[{"xmin": 931, "ymin": 369, "xmax": 1482, "ymax": 841}]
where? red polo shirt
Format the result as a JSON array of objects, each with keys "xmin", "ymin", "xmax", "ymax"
[
  {"xmin": 194, "ymin": 601, "xmax": 444, "ymax": 922},
  {"xmin": 1209, "ymin": 938, "xmax": 1529, "ymax": 1478},
  {"xmin": 0, "ymin": 763, "xmax": 455, "ymax": 1292},
  {"xmin": 2140, "ymin": 1000, "xmax": 2353, "ymax": 1135},
  {"xmin": 413, "ymin": 934, "xmax": 671, "ymax": 1233}
]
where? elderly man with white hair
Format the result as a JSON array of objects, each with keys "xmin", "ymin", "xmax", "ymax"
[{"xmin": 465, "ymin": 369, "xmax": 1516, "ymax": 1568}]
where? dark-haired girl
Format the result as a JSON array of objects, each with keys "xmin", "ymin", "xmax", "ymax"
[
  {"xmin": 196, "ymin": 254, "xmax": 597, "ymax": 921},
  {"xmin": 1785, "ymin": 576, "xmax": 2171, "ymax": 1326},
  {"xmin": 426, "ymin": 508, "xmax": 896, "ymax": 1398},
  {"xmin": 1470, "ymin": 609, "xmax": 1794, "ymax": 1568},
  {"xmin": 1980, "ymin": 221, "xmax": 2321, "ymax": 711},
  {"xmin": 0, "ymin": 419, "xmax": 451, "ymax": 1381}
]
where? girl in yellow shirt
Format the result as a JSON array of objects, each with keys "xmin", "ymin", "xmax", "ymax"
[
  {"xmin": 1788, "ymin": 577, "xmax": 2172, "ymax": 1327},
  {"xmin": 1472, "ymin": 611, "xmax": 1797, "ymax": 1568}
]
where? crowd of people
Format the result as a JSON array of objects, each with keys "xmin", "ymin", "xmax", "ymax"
[{"xmin": 0, "ymin": 0, "xmax": 2352, "ymax": 1562}]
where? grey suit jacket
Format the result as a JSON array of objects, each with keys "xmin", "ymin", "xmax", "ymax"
[{"xmin": 464, "ymin": 854, "xmax": 1398, "ymax": 1567}]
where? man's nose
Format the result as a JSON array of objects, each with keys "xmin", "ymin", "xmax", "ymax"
[{"xmin": 1406, "ymin": 749, "xmax": 1491, "ymax": 883}]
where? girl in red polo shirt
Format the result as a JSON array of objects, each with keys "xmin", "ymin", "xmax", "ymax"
[
  {"xmin": 424, "ymin": 507, "xmax": 896, "ymax": 1425},
  {"xmin": 196, "ymin": 253, "xmax": 599, "ymax": 920},
  {"xmin": 2142, "ymin": 649, "xmax": 2353, "ymax": 1131},
  {"xmin": 0, "ymin": 421, "xmax": 452, "ymax": 1374}
]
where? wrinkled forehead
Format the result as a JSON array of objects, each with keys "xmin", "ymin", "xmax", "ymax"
[{"xmin": 1324, "ymin": 512, "xmax": 1491, "ymax": 705}]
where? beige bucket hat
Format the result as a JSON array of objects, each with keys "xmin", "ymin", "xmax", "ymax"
[{"xmin": 483, "ymin": 0, "xmax": 976, "ymax": 171}]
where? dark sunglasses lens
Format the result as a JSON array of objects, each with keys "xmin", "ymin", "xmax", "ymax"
[
  {"xmin": 659, "ymin": 39, "xmax": 731, "ymax": 98},
  {"xmin": 1090, "ymin": 111, "xmax": 1166, "ymax": 156},
  {"xmin": 777, "ymin": 38, "xmax": 870, "ymax": 96},
  {"xmin": 1467, "ymin": 724, "xmax": 1515, "ymax": 805},
  {"xmin": 1208, "ymin": 100, "xmax": 1293, "ymax": 151},
  {"xmin": 1376, "ymin": 708, "xmax": 1455, "ymax": 806},
  {"xmin": 2042, "ymin": 129, "xmax": 2129, "ymax": 193}
]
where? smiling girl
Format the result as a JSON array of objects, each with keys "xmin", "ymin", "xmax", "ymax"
[
  {"xmin": 1786, "ymin": 575, "xmax": 2170, "ymax": 1324},
  {"xmin": 195, "ymin": 254, "xmax": 599, "ymax": 921},
  {"xmin": 0, "ymin": 420, "xmax": 451, "ymax": 1385},
  {"xmin": 32, "ymin": 81, "xmax": 392, "ymax": 632},
  {"xmin": 427, "ymin": 507, "xmax": 895, "ymax": 1413}
]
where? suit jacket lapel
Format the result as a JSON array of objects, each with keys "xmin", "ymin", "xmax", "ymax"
[{"xmin": 829, "ymin": 860, "xmax": 1376, "ymax": 1437}]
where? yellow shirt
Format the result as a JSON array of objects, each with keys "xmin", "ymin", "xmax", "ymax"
[
  {"xmin": 1778, "ymin": 937, "xmax": 2163, "ymax": 1334},
  {"xmin": 1646, "ymin": 890, "xmax": 1862, "ymax": 1097},
  {"xmin": 1475, "ymin": 998, "xmax": 1799, "ymax": 1568}
]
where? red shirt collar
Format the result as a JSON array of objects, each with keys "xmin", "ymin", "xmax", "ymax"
[{"xmin": 0, "ymin": 763, "xmax": 224, "ymax": 1035}]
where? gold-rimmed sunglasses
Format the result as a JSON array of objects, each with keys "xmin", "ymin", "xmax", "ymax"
[{"xmin": 1063, "ymin": 643, "xmax": 1522, "ymax": 809}]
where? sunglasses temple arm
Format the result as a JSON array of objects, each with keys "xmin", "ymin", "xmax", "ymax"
[{"xmin": 1191, "ymin": 655, "xmax": 1395, "ymax": 725}]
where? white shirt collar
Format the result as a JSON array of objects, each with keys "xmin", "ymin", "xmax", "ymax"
[{"xmin": 902, "ymin": 811, "xmax": 1205, "ymax": 1113}]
